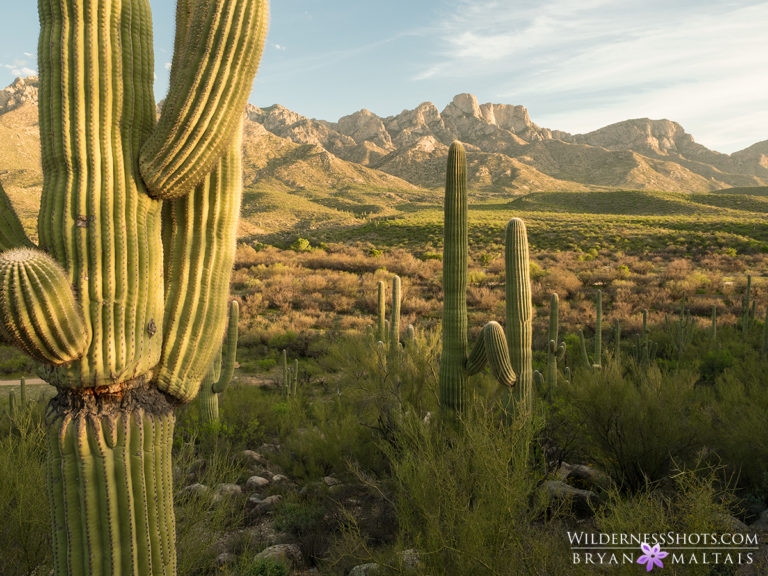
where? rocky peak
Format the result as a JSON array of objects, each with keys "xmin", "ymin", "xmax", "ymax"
[
  {"xmin": 480, "ymin": 103, "xmax": 533, "ymax": 134},
  {"xmin": 442, "ymin": 93, "xmax": 483, "ymax": 119},
  {"xmin": 0, "ymin": 76, "xmax": 39, "ymax": 115},
  {"xmin": 336, "ymin": 109, "xmax": 392, "ymax": 150},
  {"xmin": 247, "ymin": 103, "xmax": 308, "ymax": 133}
]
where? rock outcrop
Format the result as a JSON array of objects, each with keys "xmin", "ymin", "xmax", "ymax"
[{"xmin": 0, "ymin": 77, "xmax": 38, "ymax": 115}]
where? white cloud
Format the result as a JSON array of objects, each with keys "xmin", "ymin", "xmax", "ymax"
[
  {"xmin": 272, "ymin": 43, "xmax": 286, "ymax": 51},
  {"xmin": 11, "ymin": 67, "xmax": 36, "ymax": 77},
  {"xmin": 164, "ymin": 62, "xmax": 172, "ymax": 70}
]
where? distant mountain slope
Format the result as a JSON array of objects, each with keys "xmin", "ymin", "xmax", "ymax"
[{"xmin": 2, "ymin": 76, "xmax": 768, "ymax": 240}]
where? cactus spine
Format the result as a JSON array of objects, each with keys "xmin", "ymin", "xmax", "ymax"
[
  {"xmin": 0, "ymin": 1, "xmax": 269, "ymax": 574},
  {"xmin": 439, "ymin": 142, "xmax": 517, "ymax": 413},
  {"xmin": 198, "ymin": 301, "xmax": 239, "ymax": 424}
]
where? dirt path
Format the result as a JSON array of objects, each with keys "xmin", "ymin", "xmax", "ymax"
[{"xmin": 0, "ymin": 378, "xmax": 45, "ymax": 387}]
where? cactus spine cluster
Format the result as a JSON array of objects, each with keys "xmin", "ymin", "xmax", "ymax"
[
  {"xmin": 439, "ymin": 142, "xmax": 519, "ymax": 413},
  {"xmin": 198, "ymin": 301, "xmax": 239, "ymax": 424},
  {"xmin": 0, "ymin": 1, "xmax": 268, "ymax": 574}
]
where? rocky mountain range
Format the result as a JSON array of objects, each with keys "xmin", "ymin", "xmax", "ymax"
[
  {"xmin": 1, "ymin": 77, "xmax": 767, "ymax": 226},
  {"xmin": 246, "ymin": 92, "xmax": 768, "ymax": 193}
]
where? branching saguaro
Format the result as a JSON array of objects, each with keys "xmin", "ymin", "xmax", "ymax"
[
  {"xmin": 0, "ymin": 1, "xmax": 268, "ymax": 574},
  {"xmin": 439, "ymin": 141, "xmax": 532, "ymax": 414}
]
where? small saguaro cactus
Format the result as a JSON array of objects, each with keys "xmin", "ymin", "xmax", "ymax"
[
  {"xmin": 636, "ymin": 309, "xmax": 658, "ymax": 367},
  {"xmin": 377, "ymin": 280, "xmax": 387, "ymax": 341},
  {"xmin": 19, "ymin": 375, "xmax": 27, "ymax": 409},
  {"xmin": 614, "ymin": 318, "xmax": 621, "ymax": 367},
  {"xmin": 439, "ymin": 142, "xmax": 518, "ymax": 413},
  {"xmin": 0, "ymin": 1, "xmax": 268, "ymax": 574},
  {"xmin": 7, "ymin": 389, "xmax": 16, "ymax": 417},
  {"xmin": 389, "ymin": 275, "xmax": 402, "ymax": 359},
  {"xmin": 711, "ymin": 305, "xmax": 717, "ymax": 344},
  {"xmin": 198, "ymin": 301, "xmax": 240, "ymax": 424},
  {"xmin": 578, "ymin": 290, "xmax": 603, "ymax": 370},
  {"xmin": 544, "ymin": 293, "xmax": 566, "ymax": 388}
]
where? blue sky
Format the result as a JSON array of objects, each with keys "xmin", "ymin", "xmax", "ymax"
[{"xmin": 1, "ymin": 0, "xmax": 766, "ymax": 153}]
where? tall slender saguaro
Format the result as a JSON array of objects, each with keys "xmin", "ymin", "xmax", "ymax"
[{"xmin": 0, "ymin": 1, "xmax": 268, "ymax": 574}]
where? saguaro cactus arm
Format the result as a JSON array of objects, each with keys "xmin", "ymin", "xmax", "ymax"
[
  {"xmin": 0, "ymin": 182, "xmax": 33, "ymax": 251},
  {"xmin": 466, "ymin": 321, "xmax": 517, "ymax": 388},
  {"xmin": 140, "ymin": 0, "xmax": 269, "ymax": 200},
  {"xmin": 0, "ymin": 249, "xmax": 87, "ymax": 365}
]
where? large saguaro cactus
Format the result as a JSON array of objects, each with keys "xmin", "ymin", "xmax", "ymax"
[
  {"xmin": 439, "ymin": 142, "xmax": 517, "ymax": 413},
  {"xmin": 0, "ymin": 1, "xmax": 268, "ymax": 574}
]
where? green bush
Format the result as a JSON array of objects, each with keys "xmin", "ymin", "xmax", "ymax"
[{"xmin": 0, "ymin": 403, "xmax": 51, "ymax": 576}]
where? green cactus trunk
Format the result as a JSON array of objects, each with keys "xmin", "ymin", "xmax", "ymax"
[
  {"xmin": 0, "ymin": 1, "xmax": 268, "ymax": 575},
  {"xmin": 505, "ymin": 218, "xmax": 533, "ymax": 410},
  {"xmin": 439, "ymin": 143, "xmax": 470, "ymax": 412},
  {"xmin": 48, "ymin": 386, "xmax": 176, "ymax": 576}
]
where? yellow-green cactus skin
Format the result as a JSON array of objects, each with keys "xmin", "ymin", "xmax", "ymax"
[{"xmin": 0, "ymin": 1, "xmax": 268, "ymax": 574}]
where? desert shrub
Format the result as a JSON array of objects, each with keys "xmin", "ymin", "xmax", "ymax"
[
  {"xmin": 0, "ymin": 402, "xmax": 51, "ymax": 576},
  {"xmin": 547, "ymin": 359, "xmax": 706, "ymax": 490},
  {"xmin": 371, "ymin": 406, "xmax": 583, "ymax": 576}
]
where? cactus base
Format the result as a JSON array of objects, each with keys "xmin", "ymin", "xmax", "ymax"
[{"xmin": 48, "ymin": 381, "xmax": 176, "ymax": 576}]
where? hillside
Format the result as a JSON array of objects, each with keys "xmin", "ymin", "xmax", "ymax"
[{"xmin": 2, "ymin": 76, "xmax": 768, "ymax": 242}]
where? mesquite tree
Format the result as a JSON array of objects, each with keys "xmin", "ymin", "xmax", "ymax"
[{"xmin": 0, "ymin": 0, "xmax": 268, "ymax": 574}]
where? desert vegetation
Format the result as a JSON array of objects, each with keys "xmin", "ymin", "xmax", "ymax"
[{"xmin": 4, "ymin": 135, "xmax": 768, "ymax": 575}]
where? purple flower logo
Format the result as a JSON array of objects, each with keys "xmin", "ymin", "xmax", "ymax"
[{"xmin": 637, "ymin": 543, "xmax": 668, "ymax": 572}]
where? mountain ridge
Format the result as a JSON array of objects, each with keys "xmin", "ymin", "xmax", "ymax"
[{"xmin": 1, "ymin": 76, "xmax": 767, "ymax": 235}]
